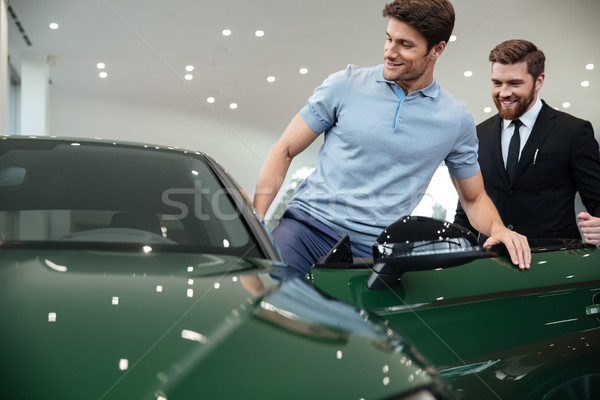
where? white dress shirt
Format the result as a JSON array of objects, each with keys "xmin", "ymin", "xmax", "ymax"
[{"xmin": 501, "ymin": 97, "xmax": 543, "ymax": 167}]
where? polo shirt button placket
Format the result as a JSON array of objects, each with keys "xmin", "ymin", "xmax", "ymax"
[{"xmin": 393, "ymin": 84, "xmax": 405, "ymax": 129}]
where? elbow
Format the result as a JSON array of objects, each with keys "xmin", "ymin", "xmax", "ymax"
[{"xmin": 271, "ymin": 140, "xmax": 295, "ymax": 166}]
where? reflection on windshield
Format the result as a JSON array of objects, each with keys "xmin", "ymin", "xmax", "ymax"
[{"xmin": 0, "ymin": 139, "xmax": 259, "ymax": 257}]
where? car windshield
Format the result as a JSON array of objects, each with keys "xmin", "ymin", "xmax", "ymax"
[{"xmin": 0, "ymin": 139, "xmax": 261, "ymax": 257}]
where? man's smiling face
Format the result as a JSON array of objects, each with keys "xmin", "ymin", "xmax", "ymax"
[
  {"xmin": 491, "ymin": 61, "xmax": 544, "ymax": 120},
  {"xmin": 382, "ymin": 17, "xmax": 438, "ymax": 92}
]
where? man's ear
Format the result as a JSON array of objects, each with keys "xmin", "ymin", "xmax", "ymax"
[
  {"xmin": 430, "ymin": 41, "xmax": 446, "ymax": 60},
  {"xmin": 535, "ymin": 72, "xmax": 545, "ymax": 92}
]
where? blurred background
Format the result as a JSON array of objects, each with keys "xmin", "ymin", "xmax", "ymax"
[{"xmin": 3, "ymin": 0, "xmax": 599, "ymax": 223}]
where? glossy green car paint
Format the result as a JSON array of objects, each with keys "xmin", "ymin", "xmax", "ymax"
[
  {"xmin": 0, "ymin": 249, "xmax": 442, "ymax": 399},
  {"xmin": 0, "ymin": 137, "xmax": 446, "ymax": 400},
  {"xmin": 310, "ymin": 245, "xmax": 600, "ymax": 399}
]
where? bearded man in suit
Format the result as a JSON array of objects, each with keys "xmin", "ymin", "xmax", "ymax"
[{"xmin": 454, "ymin": 39, "xmax": 600, "ymax": 245}]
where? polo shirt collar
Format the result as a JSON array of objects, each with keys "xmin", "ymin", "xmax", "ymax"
[{"xmin": 376, "ymin": 65, "xmax": 440, "ymax": 98}]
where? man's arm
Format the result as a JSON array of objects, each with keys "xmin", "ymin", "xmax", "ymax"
[
  {"xmin": 578, "ymin": 212, "xmax": 600, "ymax": 245},
  {"xmin": 253, "ymin": 113, "xmax": 320, "ymax": 217},
  {"xmin": 570, "ymin": 120, "xmax": 600, "ymax": 245},
  {"xmin": 453, "ymin": 199, "xmax": 478, "ymax": 236},
  {"xmin": 451, "ymin": 171, "xmax": 531, "ymax": 269}
]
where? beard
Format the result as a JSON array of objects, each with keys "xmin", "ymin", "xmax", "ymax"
[{"xmin": 493, "ymin": 84, "xmax": 536, "ymax": 120}]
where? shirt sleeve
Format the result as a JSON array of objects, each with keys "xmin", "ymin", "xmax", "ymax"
[
  {"xmin": 299, "ymin": 66, "xmax": 352, "ymax": 134},
  {"xmin": 445, "ymin": 104, "xmax": 480, "ymax": 179}
]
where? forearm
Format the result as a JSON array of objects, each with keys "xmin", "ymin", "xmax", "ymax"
[
  {"xmin": 253, "ymin": 113, "xmax": 320, "ymax": 218},
  {"xmin": 253, "ymin": 142, "xmax": 293, "ymax": 217},
  {"xmin": 451, "ymin": 173, "xmax": 505, "ymax": 237},
  {"xmin": 453, "ymin": 199, "xmax": 478, "ymax": 235},
  {"xmin": 460, "ymin": 191, "xmax": 505, "ymax": 237},
  {"xmin": 452, "ymin": 173, "xmax": 530, "ymax": 268}
]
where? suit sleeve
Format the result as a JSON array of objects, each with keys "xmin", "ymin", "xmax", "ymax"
[{"xmin": 570, "ymin": 121, "xmax": 600, "ymax": 217}]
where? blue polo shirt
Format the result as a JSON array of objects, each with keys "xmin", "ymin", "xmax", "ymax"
[{"xmin": 288, "ymin": 64, "xmax": 479, "ymax": 246}]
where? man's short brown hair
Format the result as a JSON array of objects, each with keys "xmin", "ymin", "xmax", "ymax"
[
  {"xmin": 489, "ymin": 39, "xmax": 546, "ymax": 79},
  {"xmin": 382, "ymin": 0, "xmax": 455, "ymax": 51}
]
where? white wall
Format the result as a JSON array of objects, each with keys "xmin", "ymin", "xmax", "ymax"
[{"xmin": 49, "ymin": 90, "xmax": 322, "ymax": 198}]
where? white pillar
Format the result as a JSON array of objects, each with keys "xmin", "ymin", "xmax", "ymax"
[
  {"xmin": 20, "ymin": 52, "xmax": 49, "ymax": 136},
  {"xmin": 0, "ymin": 0, "xmax": 8, "ymax": 134}
]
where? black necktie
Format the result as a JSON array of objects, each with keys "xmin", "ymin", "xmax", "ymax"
[{"xmin": 506, "ymin": 119, "xmax": 522, "ymax": 182}]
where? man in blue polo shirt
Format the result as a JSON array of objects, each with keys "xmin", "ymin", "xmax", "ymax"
[{"xmin": 254, "ymin": 0, "xmax": 531, "ymax": 274}]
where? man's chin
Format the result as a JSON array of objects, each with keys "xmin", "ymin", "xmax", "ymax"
[
  {"xmin": 382, "ymin": 70, "xmax": 395, "ymax": 81},
  {"xmin": 498, "ymin": 108, "xmax": 516, "ymax": 120},
  {"xmin": 496, "ymin": 104, "xmax": 518, "ymax": 120}
]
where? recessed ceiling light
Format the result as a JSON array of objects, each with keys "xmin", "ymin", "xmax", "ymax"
[
  {"xmin": 463, "ymin": 70, "xmax": 473, "ymax": 77},
  {"xmin": 184, "ymin": 74, "xmax": 193, "ymax": 80},
  {"xmin": 449, "ymin": 35, "xmax": 457, "ymax": 42},
  {"xmin": 222, "ymin": 29, "xmax": 232, "ymax": 36},
  {"xmin": 562, "ymin": 102, "xmax": 571, "ymax": 109},
  {"xmin": 299, "ymin": 67, "xmax": 308, "ymax": 75},
  {"xmin": 229, "ymin": 103, "xmax": 238, "ymax": 110},
  {"xmin": 586, "ymin": 63, "xmax": 595, "ymax": 71},
  {"xmin": 185, "ymin": 65, "xmax": 194, "ymax": 72},
  {"xmin": 49, "ymin": 22, "xmax": 59, "ymax": 30},
  {"xmin": 96, "ymin": 62, "xmax": 105, "ymax": 69},
  {"xmin": 581, "ymin": 80, "xmax": 590, "ymax": 87},
  {"xmin": 207, "ymin": 97, "xmax": 215, "ymax": 104},
  {"xmin": 483, "ymin": 106, "xmax": 492, "ymax": 113},
  {"xmin": 99, "ymin": 71, "xmax": 108, "ymax": 79},
  {"xmin": 255, "ymin": 30, "xmax": 265, "ymax": 37},
  {"xmin": 267, "ymin": 76, "xmax": 276, "ymax": 83}
]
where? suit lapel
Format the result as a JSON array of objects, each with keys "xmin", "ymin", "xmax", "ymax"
[
  {"xmin": 487, "ymin": 114, "xmax": 508, "ymax": 184},
  {"xmin": 486, "ymin": 115, "xmax": 509, "ymax": 184},
  {"xmin": 513, "ymin": 102, "xmax": 555, "ymax": 184}
]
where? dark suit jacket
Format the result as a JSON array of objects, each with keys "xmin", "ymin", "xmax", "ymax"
[{"xmin": 454, "ymin": 100, "xmax": 600, "ymax": 240}]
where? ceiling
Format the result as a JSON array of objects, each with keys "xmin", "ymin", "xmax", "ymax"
[{"xmin": 6, "ymin": 0, "xmax": 600, "ymax": 139}]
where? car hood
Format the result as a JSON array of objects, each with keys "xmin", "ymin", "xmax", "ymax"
[{"xmin": 0, "ymin": 248, "xmax": 439, "ymax": 399}]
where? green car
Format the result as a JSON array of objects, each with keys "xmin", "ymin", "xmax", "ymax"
[
  {"xmin": 0, "ymin": 137, "xmax": 446, "ymax": 400},
  {"xmin": 2, "ymin": 136, "xmax": 599, "ymax": 400},
  {"xmin": 310, "ymin": 217, "xmax": 600, "ymax": 399}
]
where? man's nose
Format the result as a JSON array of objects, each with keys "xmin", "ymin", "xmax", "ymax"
[
  {"xmin": 384, "ymin": 44, "xmax": 397, "ymax": 59},
  {"xmin": 498, "ymin": 84, "xmax": 512, "ymax": 98}
]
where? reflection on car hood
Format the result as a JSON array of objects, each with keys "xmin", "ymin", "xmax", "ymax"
[{"xmin": 0, "ymin": 249, "xmax": 438, "ymax": 399}]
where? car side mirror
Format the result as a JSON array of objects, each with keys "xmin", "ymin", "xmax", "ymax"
[{"xmin": 367, "ymin": 216, "xmax": 481, "ymax": 290}]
